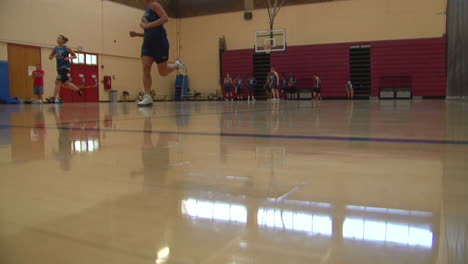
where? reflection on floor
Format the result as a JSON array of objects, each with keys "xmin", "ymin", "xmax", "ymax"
[{"xmin": 0, "ymin": 100, "xmax": 468, "ymax": 264}]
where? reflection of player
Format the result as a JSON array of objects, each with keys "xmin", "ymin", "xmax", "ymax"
[
  {"xmin": 134, "ymin": 109, "xmax": 173, "ymax": 191},
  {"xmin": 30, "ymin": 109, "xmax": 46, "ymax": 142},
  {"xmin": 130, "ymin": 0, "xmax": 187, "ymax": 107},
  {"xmin": 51, "ymin": 107, "xmax": 73, "ymax": 171}
]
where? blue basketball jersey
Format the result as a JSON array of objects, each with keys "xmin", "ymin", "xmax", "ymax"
[
  {"xmin": 236, "ymin": 78, "xmax": 243, "ymax": 87},
  {"xmin": 54, "ymin": 45, "xmax": 70, "ymax": 70},
  {"xmin": 142, "ymin": 6, "xmax": 167, "ymax": 41},
  {"xmin": 248, "ymin": 78, "xmax": 255, "ymax": 86},
  {"xmin": 272, "ymin": 74, "xmax": 278, "ymax": 85}
]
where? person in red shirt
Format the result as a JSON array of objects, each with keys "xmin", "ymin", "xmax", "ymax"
[{"xmin": 31, "ymin": 64, "xmax": 45, "ymax": 103}]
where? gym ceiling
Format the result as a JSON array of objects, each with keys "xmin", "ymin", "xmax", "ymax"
[{"xmin": 109, "ymin": 0, "xmax": 340, "ymax": 18}]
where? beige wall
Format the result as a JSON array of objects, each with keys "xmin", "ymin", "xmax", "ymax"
[
  {"xmin": 0, "ymin": 0, "xmax": 177, "ymax": 100},
  {"xmin": 0, "ymin": 42, "xmax": 7, "ymax": 61},
  {"xmin": 179, "ymin": 0, "xmax": 446, "ymax": 94}
]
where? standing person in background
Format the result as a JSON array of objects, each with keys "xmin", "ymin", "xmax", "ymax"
[
  {"xmin": 281, "ymin": 74, "xmax": 287, "ymax": 100},
  {"xmin": 288, "ymin": 72, "xmax": 297, "ymax": 100},
  {"xmin": 264, "ymin": 72, "xmax": 272, "ymax": 100},
  {"xmin": 224, "ymin": 73, "xmax": 233, "ymax": 101},
  {"xmin": 313, "ymin": 74, "xmax": 322, "ymax": 100},
  {"xmin": 247, "ymin": 75, "xmax": 256, "ymax": 101},
  {"xmin": 270, "ymin": 67, "xmax": 280, "ymax": 101},
  {"xmin": 346, "ymin": 80, "xmax": 354, "ymax": 99},
  {"xmin": 235, "ymin": 75, "xmax": 243, "ymax": 100},
  {"xmin": 31, "ymin": 64, "xmax": 45, "ymax": 103}
]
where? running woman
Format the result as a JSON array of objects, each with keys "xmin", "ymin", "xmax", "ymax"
[
  {"xmin": 49, "ymin": 35, "xmax": 83, "ymax": 103},
  {"xmin": 247, "ymin": 75, "xmax": 256, "ymax": 101},
  {"xmin": 130, "ymin": 0, "xmax": 187, "ymax": 106}
]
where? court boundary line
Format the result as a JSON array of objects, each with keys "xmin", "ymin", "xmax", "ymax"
[{"xmin": 1, "ymin": 124, "xmax": 468, "ymax": 145}]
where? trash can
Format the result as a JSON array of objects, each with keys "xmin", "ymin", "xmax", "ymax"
[{"xmin": 109, "ymin": 90, "xmax": 118, "ymax": 103}]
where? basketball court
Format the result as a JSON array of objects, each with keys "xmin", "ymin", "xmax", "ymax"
[{"xmin": 1, "ymin": 0, "xmax": 467, "ymax": 264}]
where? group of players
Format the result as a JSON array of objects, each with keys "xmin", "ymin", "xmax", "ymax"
[{"xmin": 224, "ymin": 67, "xmax": 323, "ymax": 101}]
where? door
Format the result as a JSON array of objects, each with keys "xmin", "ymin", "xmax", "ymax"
[
  {"xmin": 83, "ymin": 64, "xmax": 99, "ymax": 102},
  {"xmin": 350, "ymin": 45, "xmax": 371, "ymax": 98},
  {"xmin": 7, "ymin": 44, "xmax": 41, "ymax": 99},
  {"xmin": 61, "ymin": 63, "xmax": 84, "ymax": 103},
  {"xmin": 62, "ymin": 52, "xmax": 99, "ymax": 102}
]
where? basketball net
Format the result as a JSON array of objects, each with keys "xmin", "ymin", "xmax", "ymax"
[
  {"xmin": 264, "ymin": 44, "xmax": 272, "ymax": 54},
  {"xmin": 267, "ymin": 0, "xmax": 286, "ymax": 30}
]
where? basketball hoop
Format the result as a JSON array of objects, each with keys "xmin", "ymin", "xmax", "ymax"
[{"xmin": 254, "ymin": 0, "xmax": 287, "ymax": 54}]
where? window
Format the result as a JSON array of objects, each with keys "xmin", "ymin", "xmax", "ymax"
[
  {"xmin": 91, "ymin": 55, "xmax": 97, "ymax": 65},
  {"xmin": 72, "ymin": 53, "xmax": 97, "ymax": 65},
  {"xmin": 86, "ymin": 54, "xmax": 92, "ymax": 65}
]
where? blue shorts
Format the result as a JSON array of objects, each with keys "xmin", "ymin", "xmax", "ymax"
[
  {"xmin": 225, "ymin": 85, "xmax": 232, "ymax": 93},
  {"xmin": 56, "ymin": 68, "xmax": 70, "ymax": 83},
  {"xmin": 34, "ymin": 85, "xmax": 44, "ymax": 95},
  {"xmin": 248, "ymin": 85, "xmax": 255, "ymax": 92},
  {"xmin": 141, "ymin": 38, "xmax": 169, "ymax": 64},
  {"xmin": 236, "ymin": 86, "xmax": 242, "ymax": 94}
]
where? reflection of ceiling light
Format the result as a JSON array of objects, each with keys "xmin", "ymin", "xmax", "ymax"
[
  {"xmin": 346, "ymin": 205, "xmax": 433, "ymax": 217},
  {"xmin": 155, "ymin": 247, "xmax": 170, "ymax": 264},
  {"xmin": 71, "ymin": 139, "xmax": 100, "ymax": 153},
  {"xmin": 181, "ymin": 198, "xmax": 247, "ymax": 223},
  {"xmin": 257, "ymin": 208, "xmax": 332, "ymax": 236},
  {"xmin": 343, "ymin": 217, "xmax": 433, "ymax": 248},
  {"xmin": 239, "ymin": 241, "xmax": 248, "ymax": 248}
]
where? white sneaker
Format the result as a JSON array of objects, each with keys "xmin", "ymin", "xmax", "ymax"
[
  {"xmin": 252, "ymin": 98, "xmax": 256, "ymax": 101},
  {"xmin": 138, "ymin": 94, "xmax": 153, "ymax": 107},
  {"xmin": 176, "ymin": 59, "xmax": 187, "ymax": 75}
]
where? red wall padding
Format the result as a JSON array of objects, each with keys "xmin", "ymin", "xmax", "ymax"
[
  {"xmin": 222, "ymin": 37, "xmax": 446, "ymax": 97},
  {"xmin": 222, "ymin": 50, "xmax": 253, "ymax": 97},
  {"xmin": 371, "ymin": 38, "xmax": 446, "ymax": 97},
  {"xmin": 271, "ymin": 43, "xmax": 350, "ymax": 97}
]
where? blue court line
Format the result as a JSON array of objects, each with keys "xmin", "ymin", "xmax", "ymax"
[{"xmin": 2, "ymin": 124, "xmax": 467, "ymax": 145}]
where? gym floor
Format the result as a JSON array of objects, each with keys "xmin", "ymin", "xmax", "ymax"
[{"xmin": 0, "ymin": 99, "xmax": 467, "ymax": 263}]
